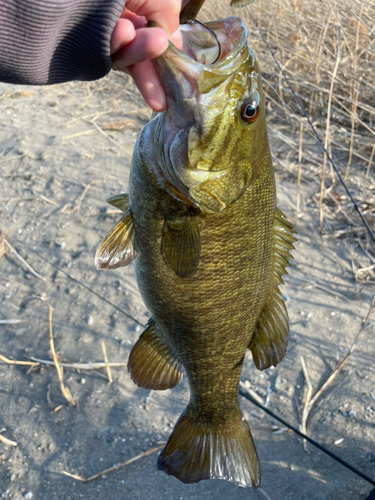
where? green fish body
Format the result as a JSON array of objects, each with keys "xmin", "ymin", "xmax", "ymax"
[{"xmin": 96, "ymin": 17, "xmax": 296, "ymax": 488}]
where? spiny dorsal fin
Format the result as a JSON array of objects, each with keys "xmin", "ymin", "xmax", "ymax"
[
  {"xmin": 249, "ymin": 208, "xmax": 296, "ymax": 370},
  {"xmin": 106, "ymin": 193, "xmax": 129, "ymax": 213},
  {"xmin": 162, "ymin": 215, "xmax": 201, "ymax": 278},
  {"xmin": 128, "ymin": 320, "xmax": 182, "ymax": 390},
  {"xmin": 95, "ymin": 210, "xmax": 137, "ymax": 270}
]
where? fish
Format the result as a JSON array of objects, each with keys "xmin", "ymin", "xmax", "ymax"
[{"xmin": 95, "ymin": 16, "xmax": 296, "ymax": 488}]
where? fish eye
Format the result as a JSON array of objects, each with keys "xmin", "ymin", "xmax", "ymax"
[{"xmin": 240, "ymin": 99, "xmax": 259, "ymax": 123}]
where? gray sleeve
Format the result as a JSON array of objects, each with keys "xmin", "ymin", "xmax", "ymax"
[{"xmin": 0, "ymin": 0, "xmax": 125, "ymax": 84}]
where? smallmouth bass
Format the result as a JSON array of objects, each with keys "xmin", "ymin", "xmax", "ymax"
[{"xmin": 96, "ymin": 16, "xmax": 296, "ymax": 488}]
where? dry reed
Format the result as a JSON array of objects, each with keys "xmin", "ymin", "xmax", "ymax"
[{"xmin": 200, "ymin": 0, "xmax": 375, "ymax": 275}]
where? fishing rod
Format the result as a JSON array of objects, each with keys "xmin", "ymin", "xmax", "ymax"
[{"xmin": 240, "ymin": 387, "xmax": 375, "ymax": 491}]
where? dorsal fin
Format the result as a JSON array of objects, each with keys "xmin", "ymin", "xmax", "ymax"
[
  {"xmin": 95, "ymin": 210, "xmax": 137, "ymax": 270},
  {"xmin": 249, "ymin": 208, "xmax": 296, "ymax": 370}
]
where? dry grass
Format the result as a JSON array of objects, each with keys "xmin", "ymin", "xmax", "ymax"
[{"xmin": 200, "ymin": 0, "xmax": 375, "ymax": 278}]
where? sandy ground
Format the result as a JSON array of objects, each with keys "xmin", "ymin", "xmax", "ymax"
[{"xmin": 0, "ymin": 69, "xmax": 375, "ymax": 500}]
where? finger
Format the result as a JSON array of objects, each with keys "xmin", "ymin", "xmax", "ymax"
[
  {"xmin": 111, "ymin": 27, "xmax": 168, "ymax": 69},
  {"xmin": 128, "ymin": 61, "xmax": 167, "ymax": 111},
  {"xmin": 110, "ymin": 18, "xmax": 136, "ymax": 55},
  {"xmin": 170, "ymin": 29, "xmax": 183, "ymax": 51},
  {"xmin": 119, "ymin": 8, "xmax": 147, "ymax": 30},
  {"xmin": 125, "ymin": 0, "xmax": 181, "ymax": 37}
]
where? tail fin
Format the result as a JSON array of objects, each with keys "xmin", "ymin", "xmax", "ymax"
[{"xmin": 157, "ymin": 410, "xmax": 260, "ymax": 487}]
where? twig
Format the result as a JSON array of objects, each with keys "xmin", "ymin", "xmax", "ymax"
[
  {"xmin": 239, "ymin": 381, "xmax": 265, "ymax": 406},
  {"xmin": 345, "ymin": 1, "xmax": 363, "ymax": 180},
  {"xmin": 0, "ymin": 319, "xmax": 25, "ymax": 324},
  {"xmin": 302, "ymin": 281, "xmax": 350, "ymax": 301},
  {"xmin": 0, "ymin": 229, "xmax": 7, "ymax": 259},
  {"xmin": 296, "ymin": 121, "xmax": 303, "ymax": 220},
  {"xmin": 49, "ymin": 307, "xmax": 76, "ymax": 407},
  {"xmin": 38, "ymin": 194, "xmax": 57, "ymax": 206},
  {"xmin": 62, "ymin": 444, "xmax": 165, "ymax": 483},
  {"xmin": 0, "ymin": 153, "xmax": 27, "ymax": 164},
  {"xmin": 101, "ymin": 341, "xmax": 113, "ymax": 384},
  {"xmin": 62, "ymin": 130, "xmax": 97, "ymax": 139},
  {"xmin": 0, "ymin": 433, "xmax": 17, "ymax": 447},
  {"xmin": 4, "ymin": 239, "xmax": 45, "ymax": 281},
  {"xmin": 319, "ymin": 32, "xmax": 341, "ymax": 232},
  {"xmin": 60, "ymin": 181, "xmax": 94, "ymax": 215},
  {"xmin": 101, "ymin": 119, "xmax": 141, "ymax": 131},
  {"xmin": 0, "ymin": 354, "xmax": 39, "ymax": 366},
  {"xmin": 91, "ymin": 120, "xmax": 131, "ymax": 154},
  {"xmin": 366, "ymin": 141, "xmax": 375, "ymax": 178},
  {"xmin": 28, "ymin": 357, "xmax": 127, "ymax": 370},
  {"xmin": 1, "ymin": 352, "xmax": 127, "ymax": 371},
  {"xmin": 308, "ymin": 297, "xmax": 375, "ymax": 411},
  {"xmin": 300, "ymin": 356, "xmax": 313, "ymax": 452},
  {"xmin": 259, "ymin": 488, "xmax": 272, "ymax": 500}
]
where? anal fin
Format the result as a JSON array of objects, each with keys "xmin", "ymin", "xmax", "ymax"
[
  {"xmin": 128, "ymin": 320, "xmax": 182, "ymax": 390},
  {"xmin": 249, "ymin": 208, "xmax": 297, "ymax": 370}
]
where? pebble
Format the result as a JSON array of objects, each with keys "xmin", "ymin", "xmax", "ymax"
[
  {"xmin": 86, "ymin": 315, "xmax": 94, "ymax": 326},
  {"xmin": 80, "ymin": 378, "xmax": 86, "ymax": 385},
  {"xmin": 24, "ymin": 493, "xmax": 33, "ymax": 499}
]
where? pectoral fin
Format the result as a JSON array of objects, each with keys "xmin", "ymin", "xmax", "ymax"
[
  {"xmin": 106, "ymin": 193, "xmax": 129, "ymax": 213},
  {"xmin": 162, "ymin": 215, "xmax": 201, "ymax": 278},
  {"xmin": 95, "ymin": 210, "xmax": 137, "ymax": 270},
  {"xmin": 249, "ymin": 208, "xmax": 297, "ymax": 370},
  {"xmin": 128, "ymin": 320, "xmax": 182, "ymax": 390}
]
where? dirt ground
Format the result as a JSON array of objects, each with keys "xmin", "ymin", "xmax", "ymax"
[{"xmin": 0, "ymin": 41, "xmax": 375, "ymax": 500}]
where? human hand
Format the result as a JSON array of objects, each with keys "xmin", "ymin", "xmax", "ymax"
[{"xmin": 110, "ymin": 0, "xmax": 183, "ymax": 111}]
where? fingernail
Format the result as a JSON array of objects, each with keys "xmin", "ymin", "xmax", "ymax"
[{"xmin": 170, "ymin": 29, "xmax": 183, "ymax": 50}]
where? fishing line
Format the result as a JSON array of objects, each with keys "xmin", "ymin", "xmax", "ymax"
[
  {"xmin": 239, "ymin": 387, "xmax": 375, "ymax": 487},
  {"xmin": 262, "ymin": 76, "xmax": 364, "ymax": 171},
  {"xmin": 26, "ymin": 245, "xmax": 146, "ymax": 327},
  {"xmin": 187, "ymin": 19, "xmax": 222, "ymax": 63},
  {"xmin": 248, "ymin": 11, "xmax": 375, "ymax": 246}
]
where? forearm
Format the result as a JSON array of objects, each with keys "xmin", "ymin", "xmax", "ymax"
[{"xmin": 0, "ymin": 0, "xmax": 124, "ymax": 85}]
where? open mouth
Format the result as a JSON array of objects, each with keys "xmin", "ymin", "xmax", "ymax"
[
  {"xmin": 177, "ymin": 17, "xmax": 247, "ymax": 67},
  {"xmin": 180, "ymin": 21, "xmax": 222, "ymax": 65}
]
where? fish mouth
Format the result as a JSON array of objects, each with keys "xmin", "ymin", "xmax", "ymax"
[
  {"xmin": 154, "ymin": 16, "xmax": 252, "ymax": 101},
  {"xmin": 177, "ymin": 17, "xmax": 247, "ymax": 68}
]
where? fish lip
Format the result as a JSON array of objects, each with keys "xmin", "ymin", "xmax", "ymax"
[{"xmin": 163, "ymin": 16, "xmax": 248, "ymax": 70}]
